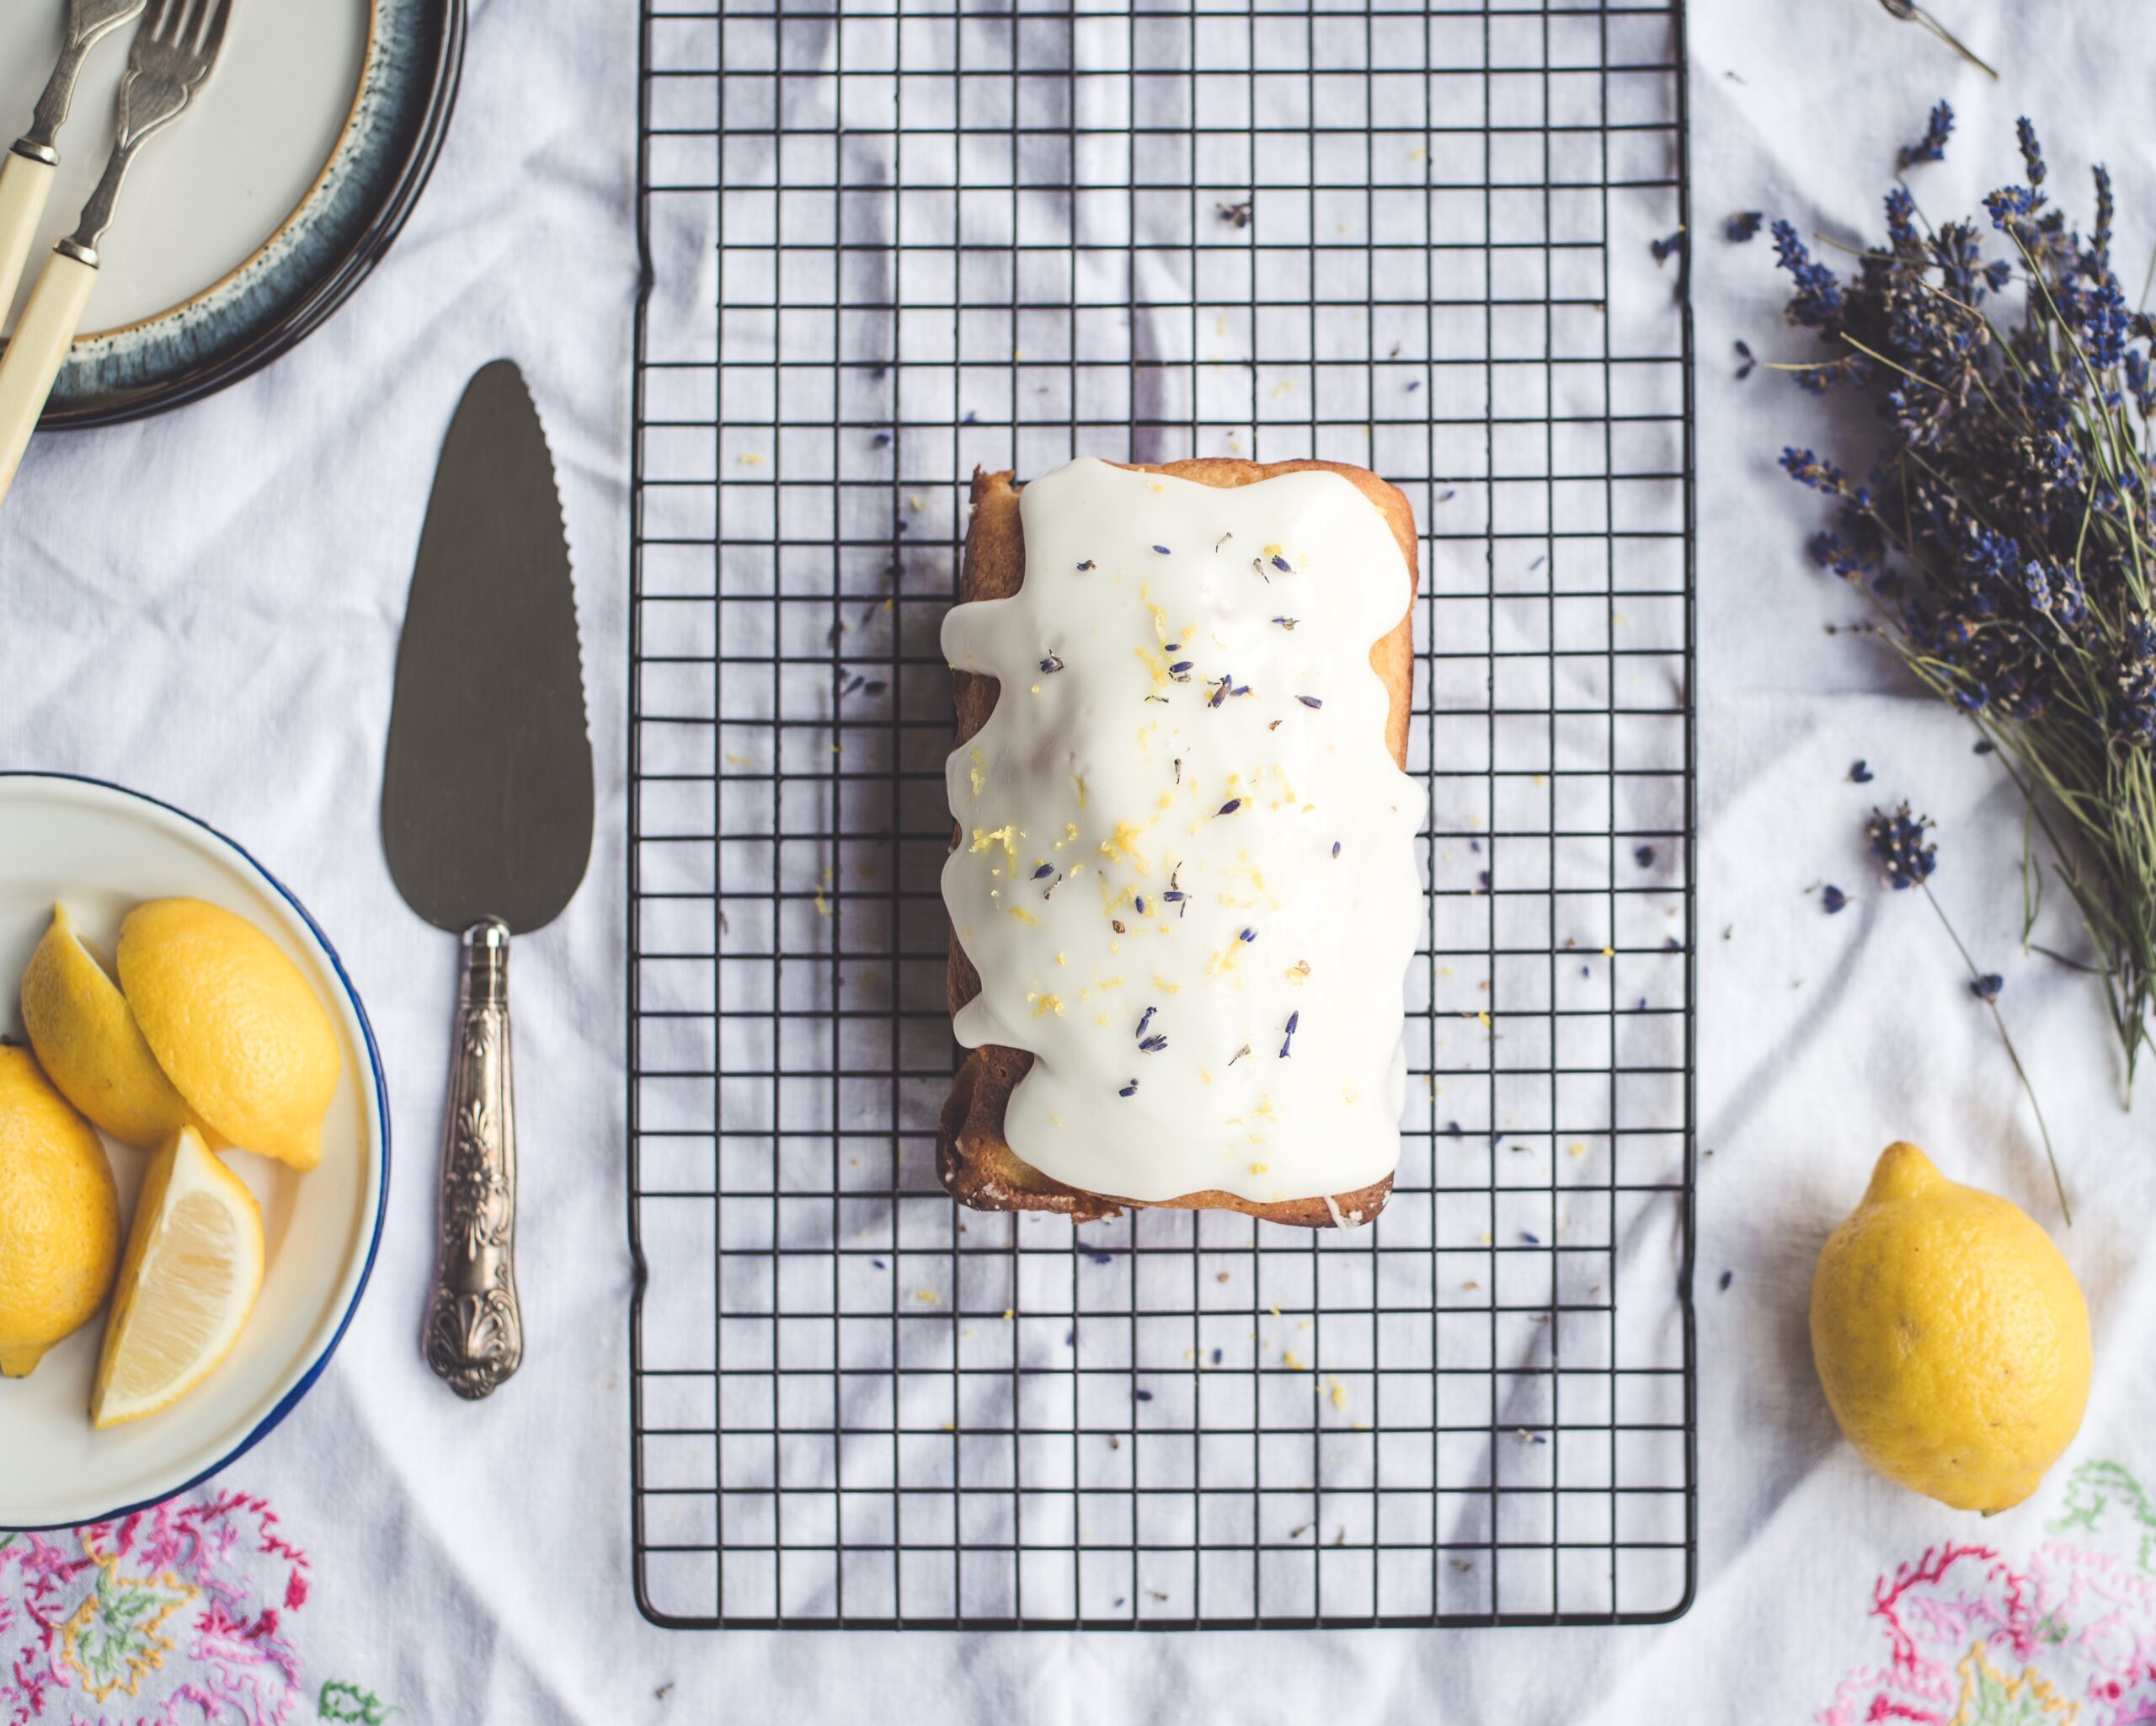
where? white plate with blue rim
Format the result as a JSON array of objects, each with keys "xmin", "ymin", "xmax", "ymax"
[
  {"xmin": 0, "ymin": 773, "xmax": 388, "ymax": 1529},
  {"xmin": 0, "ymin": 0, "xmax": 462, "ymax": 426}
]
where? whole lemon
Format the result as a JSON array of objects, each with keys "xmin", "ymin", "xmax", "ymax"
[
  {"xmin": 0, "ymin": 1045, "xmax": 121, "ymax": 1377},
  {"xmin": 1812, "ymin": 1141, "xmax": 2089, "ymax": 1512},
  {"xmin": 20, "ymin": 902, "xmax": 212, "ymax": 1150},
  {"xmin": 116, "ymin": 899, "xmax": 341, "ymax": 1172}
]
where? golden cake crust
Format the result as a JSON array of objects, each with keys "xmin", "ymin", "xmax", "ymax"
[{"xmin": 940, "ymin": 459, "xmax": 1419, "ymax": 1226}]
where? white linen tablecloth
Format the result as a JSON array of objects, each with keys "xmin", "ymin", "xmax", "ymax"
[{"xmin": 5, "ymin": 0, "xmax": 2155, "ymax": 1718}]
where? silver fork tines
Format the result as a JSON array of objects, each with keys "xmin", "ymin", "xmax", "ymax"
[
  {"xmin": 20, "ymin": 0, "xmax": 150, "ymax": 160},
  {"xmin": 62, "ymin": 0, "xmax": 233, "ymax": 263}
]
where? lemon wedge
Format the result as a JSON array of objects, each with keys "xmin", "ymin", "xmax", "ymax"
[
  {"xmin": 92, "ymin": 1125, "xmax": 264, "ymax": 1429},
  {"xmin": 117, "ymin": 898, "xmax": 341, "ymax": 1171},
  {"xmin": 20, "ymin": 902, "xmax": 211, "ymax": 1150}
]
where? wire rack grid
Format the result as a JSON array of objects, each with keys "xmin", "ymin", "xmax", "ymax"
[{"xmin": 629, "ymin": 0, "xmax": 1696, "ymax": 1631}]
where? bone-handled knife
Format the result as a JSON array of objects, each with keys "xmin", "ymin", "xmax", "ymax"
[{"xmin": 382, "ymin": 361, "xmax": 594, "ymax": 1400}]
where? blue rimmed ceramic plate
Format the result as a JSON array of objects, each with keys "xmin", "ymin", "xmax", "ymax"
[
  {"xmin": 0, "ymin": 0, "xmax": 462, "ymax": 427},
  {"xmin": 0, "ymin": 773, "xmax": 388, "ymax": 1529}
]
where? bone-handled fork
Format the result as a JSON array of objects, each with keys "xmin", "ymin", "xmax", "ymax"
[
  {"xmin": 0, "ymin": 0, "xmax": 231, "ymax": 508},
  {"xmin": 0, "ymin": 1, "xmax": 148, "ymax": 326}
]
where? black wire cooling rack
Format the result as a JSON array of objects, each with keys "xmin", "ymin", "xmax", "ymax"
[{"xmin": 629, "ymin": 0, "xmax": 1696, "ymax": 1630}]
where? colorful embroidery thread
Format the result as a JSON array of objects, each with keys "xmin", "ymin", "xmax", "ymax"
[
  {"xmin": 2049, "ymin": 1458, "xmax": 2156, "ymax": 1575},
  {"xmin": 1822, "ymin": 1458, "xmax": 2156, "ymax": 1723},
  {"xmin": 318, "ymin": 1680, "xmax": 397, "ymax": 1723}
]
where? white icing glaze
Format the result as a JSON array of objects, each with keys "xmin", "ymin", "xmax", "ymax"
[{"xmin": 941, "ymin": 457, "xmax": 1422, "ymax": 1206}]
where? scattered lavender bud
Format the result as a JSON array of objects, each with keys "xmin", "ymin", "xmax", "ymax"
[
  {"xmin": 1897, "ymin": 99, "xmax": 1954, "ymax": 172},
  {"xmin": 1866, "ymin": 804, "xmax": 1937, "ymax": 889}
]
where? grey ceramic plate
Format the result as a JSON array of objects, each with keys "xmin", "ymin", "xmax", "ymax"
[{"xmin": 0, "ymin": 0, "xmax": 462, "ymax": 428}]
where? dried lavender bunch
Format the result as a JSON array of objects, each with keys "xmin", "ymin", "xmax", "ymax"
[{"xmin": 1768, "ymin": 108, "xmax": 2156, "ymax": 1099}]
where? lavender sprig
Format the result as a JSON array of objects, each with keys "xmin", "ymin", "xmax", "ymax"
[
  {"xmin": 1874, "ymin": 0, "xmax": 1999, "ymax": 82},
  {"xmin": 1863, "ymin": 805, "xmax": 2070, "ymax": 1221},
  {"xmin": 1897, "ymin": 101, "xmax": 1954, "ymax": 172}
]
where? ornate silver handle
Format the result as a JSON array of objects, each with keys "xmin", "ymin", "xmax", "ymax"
[{"xmin": 422, "ymin": 919, "xmax": 523, "ymax": 1398}]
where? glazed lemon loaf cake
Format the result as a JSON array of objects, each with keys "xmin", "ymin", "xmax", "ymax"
[{"xmin": 937, "ymin": 457, "xmax": 1422, "ymax": 1226}]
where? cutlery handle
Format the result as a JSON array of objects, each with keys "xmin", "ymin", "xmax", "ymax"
[
  {"xmin": 0, "ymin": 147, "xmax": 55, "ymax": 329},
  {"xmin": 422, "ymin": 919, "xmax": 524, "ymax": 1400},
  {"xmin": 0, "ymin": 243, "xmax": 94, "ymax": 509}
]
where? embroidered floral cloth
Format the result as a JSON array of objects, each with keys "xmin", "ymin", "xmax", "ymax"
[
  {"xmin": 3, "ymin": 0, "xmax": 2154, "ymax": 1720},
  {"xmin": 0, "ymin": 1496, "xmax": 382, "ymax": 1723}
]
